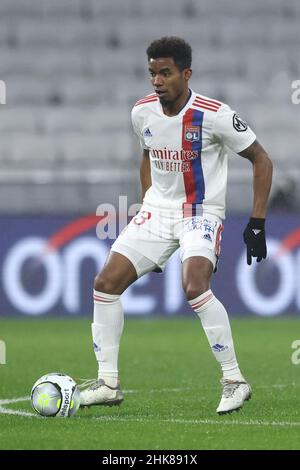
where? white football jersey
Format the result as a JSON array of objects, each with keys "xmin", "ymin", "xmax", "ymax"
[{"xmin": 131, "ymin": 89, "xmax": 256, "ymax": 219}]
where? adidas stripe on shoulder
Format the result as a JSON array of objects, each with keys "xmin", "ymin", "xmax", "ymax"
[
  {"xmin": 134, "ymin": 93, "xmax": 158, "ymax": 107},
  {"xmin": 193, "ymin": 95, "xmax": 222, "ymax": 113}
]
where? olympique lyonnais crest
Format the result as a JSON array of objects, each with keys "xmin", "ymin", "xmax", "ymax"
[{"xmin": 184, "ymin": 126, "xmax": 200, "ymax": 142}]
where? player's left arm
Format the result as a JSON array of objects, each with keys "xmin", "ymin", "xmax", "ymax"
[
  {"xmin": 239, "ymin": 139, "xmax": 273, "ymax": 265},
  {"xmin": 239, "ymin": 139, "xmax": 273, "ymax": 219}
]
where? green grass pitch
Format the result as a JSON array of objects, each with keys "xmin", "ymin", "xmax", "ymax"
[{"xmin": 0, "ymin": 316, "xmax": 300, "ymax": 450}]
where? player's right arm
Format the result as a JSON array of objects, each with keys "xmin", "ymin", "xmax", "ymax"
[
  {"xmin": 131, "ymin": 105, "xmax": 152, "ymax": 202},
  {"xmin": 140, "ymin": 149, "xmax": 151, "ymax": 202}
]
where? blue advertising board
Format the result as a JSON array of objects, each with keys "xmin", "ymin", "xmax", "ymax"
[{"xmin": 0, "ymin": 214, "xmax": 299, "ymax": 317}]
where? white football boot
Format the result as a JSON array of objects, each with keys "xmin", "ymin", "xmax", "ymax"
[
  {"xmin": 79, "ymin": 379, "xmax": 124, "ymax": 407},
  {"xmin": 216, "ymin": 379, "xmax": 252, "ymax": 415}
]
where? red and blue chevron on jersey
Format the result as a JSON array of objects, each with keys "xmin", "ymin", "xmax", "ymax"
[{"xmin": 131, "ymin": 89, "xmax": 256, "ymax": 219}]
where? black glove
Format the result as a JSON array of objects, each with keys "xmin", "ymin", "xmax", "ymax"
[
  {"xmin": 152, "ymin": 266, "xmax": 162, "ymax": 273},
  {"xmin": 243, "ymin": 217, "xmax": 267, "ymax": 265}
]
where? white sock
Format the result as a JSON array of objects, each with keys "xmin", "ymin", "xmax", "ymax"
[
  {"xmin": 92, "ymin": 289, "xmax": 124, "ymax": 387},
  {"xmin": 189, "ymin": 290, "xmax": 244, "ymax": 381}
]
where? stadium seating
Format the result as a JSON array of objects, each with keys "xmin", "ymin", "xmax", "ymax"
[{"xmin": 0, "ymin": 0, "xmax": 299, "ymax": 213}]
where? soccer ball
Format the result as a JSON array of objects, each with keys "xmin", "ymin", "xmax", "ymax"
[{"xmin": 31, "ymin": 372, "xmax": 80, "ymax": 418}]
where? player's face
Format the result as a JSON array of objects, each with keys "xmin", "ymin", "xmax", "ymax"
[{"xmin": 148, "ymin": 57, "xmax": 191, "ymax": 105}]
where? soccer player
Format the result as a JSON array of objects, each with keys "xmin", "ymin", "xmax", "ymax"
[{"xmin": 80, "ymin": 37, "xmax": 273, "ymax": 414}]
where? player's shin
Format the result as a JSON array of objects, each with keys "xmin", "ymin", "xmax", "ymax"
[
  {"xmin": 92, "ymin": 290, "xmax": 124, "ymax": 387},
  {"xmin": 188, "ymin": 290, "xmax": 244, "ymax": 381}
]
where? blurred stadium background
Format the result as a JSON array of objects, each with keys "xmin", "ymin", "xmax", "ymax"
[{"xmin": 0, "ymin": 0, "xmax": 299, "ymax": 318}]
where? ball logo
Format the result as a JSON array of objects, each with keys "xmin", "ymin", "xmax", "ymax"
[{"xmin": 60, "ymin": 389, "xmax": 70, "ymax": 417}]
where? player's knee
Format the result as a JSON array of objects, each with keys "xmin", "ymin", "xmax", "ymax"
[
  {"xmin": 94, "ymin": 274, "xmax": 118, "ymax": 295},
  {"xmin": 183, "ymin": 283, "xmax": 209, "ymax": 301}
]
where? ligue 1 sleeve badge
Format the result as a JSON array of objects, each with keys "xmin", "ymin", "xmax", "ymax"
[
  {"xmin": 233, "ymin": 113, "xmax": 248, "ymax": 132},
  {"xmin": 184, "ymin": 125, "xmax": 200, "ymax": 142}
]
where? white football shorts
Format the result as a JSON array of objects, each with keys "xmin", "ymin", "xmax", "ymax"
[{"xmin": 111, "ymin": 206, "xmax": 223, "ymax": 278}]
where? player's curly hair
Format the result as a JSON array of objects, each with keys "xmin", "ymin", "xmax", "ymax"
[{"xmin": 146, "ymin": 36, "xmax": 192, "ymax": 70}]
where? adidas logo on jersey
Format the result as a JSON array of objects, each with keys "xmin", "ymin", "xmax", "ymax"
[{"xmin": 144, "ymin": 128, "xmax": 152, "ymax": 137}]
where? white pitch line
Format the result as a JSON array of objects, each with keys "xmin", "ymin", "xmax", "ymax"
[
  {"xmin": 163, "ymin": 417, "xmax": 300, "ymax": 427},
  {"xmin": 0, "ymin": 406, "xmax": 36, "ymax": 418},
  {"xmin": 124, "ymin": 387, "xmax": 191, "ymax": 394},
  {"xmin": 0, "ymin": 396, "xmax": 30, "ymax": 405},
  {"xmin": 1, "ymin": 383, "xmax": 300, "ymax": 423},
  {"xmin": 124, "ymin": 383, "xmax": 299, "ymax": 394},
  {"xmin": 0, "ymin": 396, "xmax": 37, "ymax": 418},
  {"xmin": 94, "ymin": 415, "xmax": 300, "ymax": 428}
]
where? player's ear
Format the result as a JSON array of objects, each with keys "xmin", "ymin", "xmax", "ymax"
[{"xmin": 183, "ymin": 68, "xmax": 192, "ymax": 81}]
